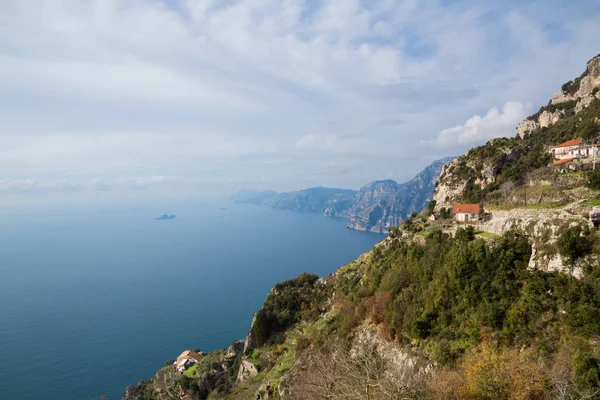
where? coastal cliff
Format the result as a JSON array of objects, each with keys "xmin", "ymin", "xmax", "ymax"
[
  {"xmin": 123, "ymin": 54, "xmax": 600, "ymax": 400},
  {"xmin": 233, "ymin": 157, "xmax": 454, "ymax": 233},
  {"xmin": 343, "ymin": 158, "xmax": 453, "ymax": 232}
]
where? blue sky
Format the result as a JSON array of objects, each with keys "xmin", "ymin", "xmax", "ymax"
[{"xmin": 0, "ymin": 0, "xmax": 599, "ymax": 203}]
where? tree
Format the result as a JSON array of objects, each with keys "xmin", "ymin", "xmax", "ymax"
[
  {"xmin": 440, "ymin": 207, "xmax": 452, "ymax": 219},
  {"xmin": 586, "ymin": 170, "xmax": 600, "ymax": 190},
  {"xmin": 573, "ymin": 351, "xmax": 600, "ymax": 392},
  {"xmin": 427, "ymin": 200, "xmax": 437, "ymax": 216}
]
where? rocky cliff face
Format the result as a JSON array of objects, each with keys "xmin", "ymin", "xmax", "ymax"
[
  {"xmin": 234, "ymin": 158, "xmax": 454, "ymax": 234},
  {"xmin": 517, "ymin": 53, "xmax": 600, "ymax": 138},
  {"xmin": 477, "ymin": 202, "xmax": 599, "ymax": 278},
  {"xmin": 433, "ymin": 140, "xmax": 522, "ymax": 210},
  {"xmin": 435, "ymin": 53, "xmax": 600, "ymax": 210},
  {"xmin": 346, "ymin": 158, "xmax": 454, "ymax": 232}
]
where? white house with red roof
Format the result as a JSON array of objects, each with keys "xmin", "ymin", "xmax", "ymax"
[
  {"xmin": 174, "ymin": 350, "xmax": 203, "ymax": 372},
  {"xmin": 551, "ymin": 138, "xmax": 599, "ymax": 160},
  {"xmin": 553, "ymin": 139, "xmax": 583, "ymax": 160},
  {"xmin": 452, "ymin": 203, "xmax": 481, "ymax": 223}
]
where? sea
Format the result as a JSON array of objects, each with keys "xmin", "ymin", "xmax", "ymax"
[{"xmin": 0, "ymin": 198, "xmax": 382, "ymax": 400}]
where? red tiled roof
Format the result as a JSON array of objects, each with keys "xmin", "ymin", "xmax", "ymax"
[
  {"xmin": 452, "ymin": 203, "xmax": 480, "ymax": 214},
  {"xmin": 555, "ymin": 139, "xmax": 582, "ymax": 148},
  {"xmin": 552, "ymin": 157, "xmax": 575, "ymax": 165}
]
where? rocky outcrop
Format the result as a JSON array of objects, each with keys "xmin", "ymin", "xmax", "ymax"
[
  {"xmin": 433, "ymin": 142, "xmax": 522, "ymax": 210},
  {"xmin": 227, "ymin": 340, "xmax": 245, "ymax": 360},
  {"xmin": 517, "ymin": 109, "xmax": 564, "ymax": 138},
  {"xmin": 478, "ymin": 207, "xmax": 592, "ymax": 277},
  {"xmin": 552, "ymin": 54, "xmax": 600, "ymax": 104},
  {"xmin": 590, "ymin": 206, "xmax": 600, "ymax": 227},
  {"xmin": 433, "ymin": 159, "xmax": 470, "ymax": 210},
  {"xmin": 236, "ymin": 360, "xmax": 258, "ymax": 384},
  {"xmin": 517, "ymin": 53, "xmax": 600, "ymax": 138}
]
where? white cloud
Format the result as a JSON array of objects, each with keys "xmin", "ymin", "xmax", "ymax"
[
  {"xmin": 0, "ymin": 130, "xmax": 277, "ymax": 175},
  {"xmin": 427, "ymin": 102, "xmax": 533, "ymax": 147},
  {"xmin": 0, "ymin": 179, "xmax": 38, "ymax": 191},
  {"xmin": 0, "ymin": 178, "xmax": 79, "ymax": 192},
  {"xmin": 1, "ymin": 1, "xmax": 600, "ymax": 197},
  {"xmin": 0, "ymin": 56, "xmax": 255, "ymax": 109},
  {"xmin": 295, "ymin": 134, "xmax": 367, "ymax": 154}
]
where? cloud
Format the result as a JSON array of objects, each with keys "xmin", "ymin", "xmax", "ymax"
[
  {"xmin": 1, "ymin": 1, "xmax": 600, "ymax": 197},
  {"xmin": 0, "ymin": 179, "xmax": 38, "ymax": 191},
  {"xmin": 0, "ymin": 178, "xmax": 79, "ymax": 192},
  {"xmin": 426, "ymin": 102, "xmax": 533, "ymax": 147},
  {"xmin": 0, "ymin": 130, "xmax": 277, "ymax": 175},
  {"xmin": 295, "ymin": 134, "xmax": 367, "ymax": 155}
]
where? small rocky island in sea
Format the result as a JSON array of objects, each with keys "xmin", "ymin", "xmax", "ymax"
[{"xmin": 155, "ymin": 214, "xmax": 176, "ymax": 220}]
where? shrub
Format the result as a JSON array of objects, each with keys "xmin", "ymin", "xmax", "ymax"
[
  {"xmin": 587, "ymin": 170, "xmax": 600, "ymax": 190},
  {"xmin": 557, "ymin": 226, "xmax": 595, "ymax": 264},
  {"xmin": 439, "ymin": 207, "xmax": 452, "ymax": 219},
  {"xmin": 251, "ymin": 273, "xmax": 328, "ymax": 346},
  {"xmin": 427, "ymin": 200, "xmax": 436, "ymax": 216},
  {"xmin": 573, "ymin": 350, "xmax": 600, "ymax": 391}
]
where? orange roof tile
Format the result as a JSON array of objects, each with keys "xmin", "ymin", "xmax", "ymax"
[
  {"xmin": 555, "ymin": 139, "xmax": 582, "ymax": 148},
  {"xmin": 452, "ymin": 203, "xmax": 480, "ymax": 214},
  {"xmin": 552, "ymin": 157, "xmax": 575, "ymax": 165}
]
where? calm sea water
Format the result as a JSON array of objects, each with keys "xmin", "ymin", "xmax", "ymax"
[{"xmin": 0, "ymin": 198, "xmax": 382, "ymax": 400}]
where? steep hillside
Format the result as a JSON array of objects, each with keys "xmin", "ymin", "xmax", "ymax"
[
  {"xmin": 121, "ymin": 54, "xmax": 600, "ymax": 400},
  {"xmin": 343, "ymin": 158, "xmax": 453, "ymax": 232},
  {"xmin": 234, "ymin": 157, "xmax": 454, "ymax": 233},
  {"xmin": 434, "ymin": 55, "xmax": 600, "ymax": 211},
  {"xmin": 123, "ymin": 223, "xmax": 600, "ymax": 400}
]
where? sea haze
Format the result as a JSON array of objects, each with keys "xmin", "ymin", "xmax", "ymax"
[{"xmin": 0, "ymin": 198, "xmax": 382, "ymax": 400}]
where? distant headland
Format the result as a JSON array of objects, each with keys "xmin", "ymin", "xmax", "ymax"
[{"xmin": 155, "ymin": 214, "xmax": 176, "ymax": 220}]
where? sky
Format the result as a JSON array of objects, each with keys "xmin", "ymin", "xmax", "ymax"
[{"xmin": 1, "ymin": 0, "xmax": 600, "ymax": 203}]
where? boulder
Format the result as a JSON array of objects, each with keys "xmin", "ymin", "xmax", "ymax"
[
  {"xmin": 256, "ymin": 383, "xmax": 273, "ymax": 399},
  {"xmin": 226, "ymin": 340, "xmax": 245, "ymax": 360},
  {"xmin": 236, "ymin": 359, "xmax": 258, "ymax": 383},
  {"xmin": 590, "ymin": 206, "xmax": 600, "ymax": 227}
]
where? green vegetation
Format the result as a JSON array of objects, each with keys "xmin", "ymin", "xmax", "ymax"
[
  {"xmin": 183, "ymin": 363, "xmax": 198, "ymax": 378},
  {"xmin": 474, "ymin": 230, "xmax": 499, "ymax": 238},
  {"xmin": 124, "ymin": 226, "xmax": 600, "ymax": 400},
  {"xmin": 445, "ymin": 99, "xmax": 600, "ymax": 207},
  {"xmin": 581, "ymin": 198, "xmax": 600, "ymax": 206},
  {"xmin": 587, "ymin": 170, "xmax": 600, "ymax": 190},
  {"xmin": 557, "ymin": 225, "xmax": 597, "ymax": 265},
  {"xmin": 251, "ymin": 273, "xmax": 329, "ymax": 346},
  {"xmin": 334, "ymin": 227, "xmax": 600, "ymax": 365},
  {"xmin": 427, "ymin": 200, "xmax": 436, "ymax": 216}
]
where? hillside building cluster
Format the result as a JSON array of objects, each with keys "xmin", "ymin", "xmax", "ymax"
[{"xmin": 550, "ymin": 139, "xmax": 599, "ymax": 171}]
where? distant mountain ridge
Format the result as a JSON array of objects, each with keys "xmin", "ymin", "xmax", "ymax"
[{"xmin": 232, "ymin": 157, "xmax": 455, "ymax": 233}]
